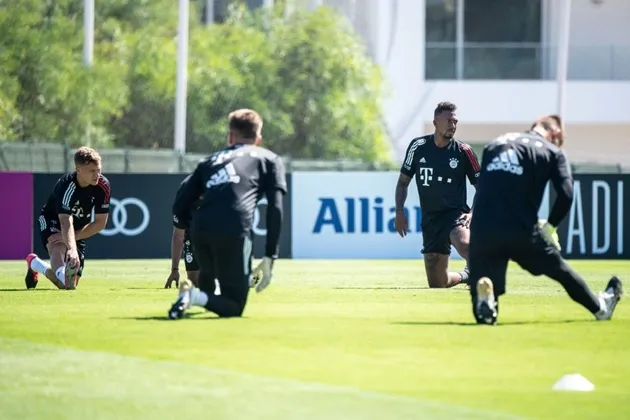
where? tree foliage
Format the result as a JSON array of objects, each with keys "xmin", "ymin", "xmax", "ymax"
[{"xmin": 0, "ymin": 0, "xmax": 390, "ymax": 162}]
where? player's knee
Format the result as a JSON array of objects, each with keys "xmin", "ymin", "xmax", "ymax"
[{"xmin": 217, "ymin": 304, "xmax": 246, "ymax": 318}]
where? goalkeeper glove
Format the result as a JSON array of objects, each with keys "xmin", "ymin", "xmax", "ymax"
[
  {"xmin": 252, "ymin": 257, "xmax": 274, "ymax": 293},
  {"xmin": 538, "ymin": 220, "xmax": 561, "ymax": 251}
]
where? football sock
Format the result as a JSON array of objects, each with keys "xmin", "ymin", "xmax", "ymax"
[
  {"xmin": 459, "ymin": 266, "xmax": 470, "ymax": 284},
  {"xmin": 191, "ymin": 289, "xmax": 209, "ymax": 307},
  {"xmin": 30, "ymin": 257, "xmax": 50, "ymax": 275},
  {"xmin": 55, "ymin": 267, "xmax": 66, "ymax": 287},
  {"xmin": 551, "ymin": 262, "xmax": 601, "ymax": 314}
]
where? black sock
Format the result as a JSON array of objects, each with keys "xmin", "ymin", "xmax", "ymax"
[
  {"xmin": 551, "ymin": 263, "xmax": 601, "ymax": 314},
  {"xmin": 459, "ymin": 266, "xmax": 470, "ymax": 285}
]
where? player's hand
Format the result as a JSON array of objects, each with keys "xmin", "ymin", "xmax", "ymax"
[
  {"xmin": 538, "ymin": 220, "xmax": 561, "ymax": 251},
  {"xmin": 165, "ymin": 270, "xmax": 180, "ymax": 288},
  {"xmin": 394, "ymin": 210, "xmax": 408, "ymax": 237},
  {"xmin": 65, "ymin": 248, "xmax": 80, "ymax": 269},
  {"xmin": 252, "ymin": 257, "xmax": 274, "ymax": 293},
  {"xmin": 459, "ymin": 212, "xmax": 472, "ymax": 229}
]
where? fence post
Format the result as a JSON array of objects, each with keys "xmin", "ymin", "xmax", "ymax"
[
  {"xmin": 124, "ymin": 149, "xmax": 130, "ymax": 173},
  {"xmin": 63, "ymin": 143, "xmax": 70, "ymax": 172}
]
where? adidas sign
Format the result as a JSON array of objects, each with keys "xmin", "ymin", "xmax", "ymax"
[{"xmin": 486, "ymin": 150, "xmax": 523, "ymax": 175}]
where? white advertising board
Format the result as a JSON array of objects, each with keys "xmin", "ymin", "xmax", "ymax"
[{"xmin": 291, "ymin": 172, "xmax": 476, "ymax": 259}]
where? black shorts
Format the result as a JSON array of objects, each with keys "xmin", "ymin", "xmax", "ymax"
[
  {"xmin": 421, "ymin": 209, "xmax": 469, "ymax": 255},
  {"xmin": 37, "ymin": 214, "xmax": 86, "ymax": 277},
  {"xmin": 189, "ymin": 230, "xmax": 252, "ymax": 306},
  {"xmin": 469, "ymin": 227, "xmax": 563, "ymax": 296},
  {"xmin": 183, "ymin": 230, "xmax": 199, "ymax": 272}
]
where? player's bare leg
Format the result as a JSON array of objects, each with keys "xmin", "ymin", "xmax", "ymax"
[
  {"xmin": 449, "ymin": 225, "xmax": 471, "ymax": 285},
  {"xmin": 423, "ymin": 253, "xmax": 465, "ymax": 288},
  {"xmin": 25, "ymin": 246, "xmax": 65, "ymax": 289},
  {"xmin": 47, "ymin": 233, "xmax": 83, "ymax": 289},
  {"xmin": 187, "ymin": 270, "xmax": 200, "ymax": 288},
  {"xmin": 46, "ymin": 241, "xmax": 70, "ymax": 289}
]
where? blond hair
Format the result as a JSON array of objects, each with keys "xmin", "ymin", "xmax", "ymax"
[
  {"xmin": 228, "ymin": 109, "xmax": 263, "ymax": 139},
  {"xmin": 532, "ymin": 115, "xmax": 564, "ymax": 147}
]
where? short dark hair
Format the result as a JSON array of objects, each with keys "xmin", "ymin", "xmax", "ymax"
[
  {"xmin": 434, "ymin": 101, "xmax": 457, "ymax": 118},
  {"xmin": 74, "ymin": 146, "xmax": 101, "ymax": 166},
  {"xmin": 228, "ymin": 109, "xmax": 263, "ymax": 140}
]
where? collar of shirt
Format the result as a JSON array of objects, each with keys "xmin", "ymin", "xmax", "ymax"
[{"xmin": 525, "ymin": 130, "xmax": 544, "ymax": 139}]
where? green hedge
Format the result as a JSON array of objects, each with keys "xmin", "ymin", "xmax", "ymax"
[{"xmin": 0, "ymin": 0, "xmax": 390, "ymax": 163}]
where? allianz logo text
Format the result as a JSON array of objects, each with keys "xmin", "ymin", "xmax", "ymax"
[{"xmin": 312, "ymin": 197, "xmax": 422, "ymax": 234}]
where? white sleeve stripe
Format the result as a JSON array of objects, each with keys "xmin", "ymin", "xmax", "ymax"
[
  {"xmin": 62, "ymin": 183, "xmax": 76, "ymax": 208},
  {"xmin": 404, "ymin": 140, "xmax": 421, "ymax": 167},
  {"xmin": 242, "ymin": 236, "xmax": 253, "ymax": 275}
]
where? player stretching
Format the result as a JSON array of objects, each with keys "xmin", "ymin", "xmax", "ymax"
[
  {"xmin": 165, "ymin": 186, "xmax": 200, "ymax": 289},
  {"xmin": 25, "ymin": 147, "xmax": 111, "ymax": 290},
  {"xmin": 469, "ymin": 115, "xmax": 622, "ymax": 325},
  {"xmin": 394, "ymin": 102, "xmax": 480, "ymax": 288},
  {"xmin": 167, "ymin": 109, "xmax": 287, "ymax": 319}
]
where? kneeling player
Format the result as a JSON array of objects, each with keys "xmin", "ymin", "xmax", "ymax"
[
  {"xmin": 394, "ymin": 102, "xmax": 480, "ymax": 287},
  {"xmin": 25, "ymin": 147, "xmax": 111, "ymax": 290},
  {"xmin": 469, "ymin": 115, "xmax": 622, "ymax": 325},
  {"xmin": 167, "ymin": 109, "xmax": 286, "ymax": 319}
]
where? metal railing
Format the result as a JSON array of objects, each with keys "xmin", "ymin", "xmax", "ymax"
[{"xmin": 0, "ymin": 142, "xmax": 627, "ymax": 174}]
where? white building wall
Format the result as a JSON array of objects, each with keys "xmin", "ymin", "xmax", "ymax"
[
  {"xmin": 544, "ymin": 0, "xmax": 630, "ymax": 79},
  {"xmin": 320, "ymin": 0, "xmax": 630, "ymax": 164}
]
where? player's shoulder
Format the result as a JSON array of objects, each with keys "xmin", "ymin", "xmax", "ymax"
[
  {"xmin": 52, "ymin": 172, "xmax": 77, "ymax": 194},
  {"xmin": 253, "ymin": 145, "xmax": 278, "ymax": 158},
  {"xmin": 97, "ymin": 174, "xmax": 110, "ymax": 187},
  {"xmin": 407, "ymin": 135, "xmax": 431, "ymax": 148},
  {"xmin": 403, "ymin": 135, "xmax": 431, "ymax": 162},
  {"xmin": 252, "ymin": 146, "xmax": 284, "ymax": 166},
  {"xmin": 541, "ymin": 138, "xmax": 563, "ymax": 155},
  {"xmin": 57, "ymin": 172, "xmax": 76, "ymax": 185},
  {"xmin": 485, "ymin": 131, "xmax": 528, "ymax": 149},
  {"xmin": 96, "ymin": 174, "xmax": 111, "ymax": 195},
  {"xmin": 196, "ymin": 155, "xmax": 213, "ymax": 167},
  {"xmin": 452, "ymin": 138, "xmax": 475, "ymax": 153}
]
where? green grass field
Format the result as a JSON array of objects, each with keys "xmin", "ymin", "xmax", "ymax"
[{"xmin": 0, "ymin": 258, "xmax": 628, "ymax": 420}]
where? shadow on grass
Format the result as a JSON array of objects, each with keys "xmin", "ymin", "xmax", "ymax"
[
  {"xmin": 393, "ymin": 319, "xmax": 593, "ymax": 327},
  {"xmin": 111, "ymin": 312, "xmax": 248, "ymax": 322},
  {"xmin": 332, "ymin": 286, "xmax": 471, "ymax": 292},
  {"xmin": 0, "ymin": 288, "xmax": 59, "ymax": 292},
  {"xmin": 334, "ymin": 287, "xmax": 431, "ymax": 290}
]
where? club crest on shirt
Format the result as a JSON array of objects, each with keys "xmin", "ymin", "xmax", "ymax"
[{"xmin": 449, "ymin": 158, "xmax": 459, "ymax": 169}]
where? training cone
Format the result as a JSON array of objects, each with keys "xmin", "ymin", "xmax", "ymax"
[{"xmin": 552, "ymin": 374, "xmax": 595, "ymax": 392}]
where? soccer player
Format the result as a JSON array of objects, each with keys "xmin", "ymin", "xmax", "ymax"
[
  {"xmin": 469, "ymin": 115, "xmax": 623, "ymax": 325},
  {"xmin": 167, "ymin": 108, "xmax": 287, "ymax": 319},
  {"xmin": 164, "ymin": 187, "xmax": 200, "ymax": 289},
  {"xmin": 394, "ymin": 102, "xmax": 480, "ymax": 288},
  {"xmin": 25, "ymin": 147, "xmax": 111, "ymax": 290}
]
